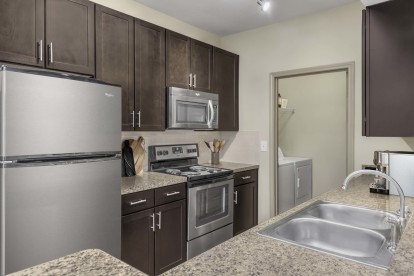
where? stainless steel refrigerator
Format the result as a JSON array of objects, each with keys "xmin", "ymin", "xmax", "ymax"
[{"xmin": 0, "ymin": 66, "xmax": 122, "ymax": 275}]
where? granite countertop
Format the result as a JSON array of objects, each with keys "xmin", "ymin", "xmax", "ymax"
[
  {"xmin": 121, "ymin": 172, "xmax": 186, "ymax": 195},
  {"xmin": 9, "ymin": 249, "xmax": 144, "ymax": 276},
  {"xmin": 202, "ymin": 161, "xmax": 259, "ymax": 173},
  {"xmin": 164, "ymin": 176, "xmax": 414, "ymax": 275},
  {"xmin": 122, "ymin": 162, "xmax": 258, "ymax": 195}
]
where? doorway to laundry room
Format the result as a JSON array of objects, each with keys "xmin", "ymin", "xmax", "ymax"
[{"xmin": 270, "ymin": 63, "xmax": 355, "ymax": 215}]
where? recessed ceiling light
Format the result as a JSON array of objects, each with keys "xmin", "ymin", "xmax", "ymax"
[{"xmin": 257, "ymin": 0, "xmax": 270, "ymax": 12}]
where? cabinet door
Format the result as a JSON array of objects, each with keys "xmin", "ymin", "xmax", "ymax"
[
  {"xmin": 45, "ymin": 0, "xmax": 95, "ymax": 75},
  {"xmin": 190, "ymin": 39, "xmax": 212, "ymax": 92},
  {"xmin": 135, "ymin": 20, "xmax": 166, "ymax": 131},
  {"xmin": 95, "ymin": 5, "xmax": 134, "ymax": 131},
  {"xmin": 364, "ymin": 0, "xmax": 414, "ymax": 136},
  {"xmin": 154, "ymin": 200, "xmax": 186, "ymax": 275},
  {"xmin": 166, "ymin": 30, "xmax": 190, "ymax": 89},
  {"xmin": 234, "ymin": 182, "xmax": 258, "ymax": 236},
  {"xmin": 213, "ymin": 47, "xmax": 239, "ymax": 131},
  {"xmin": 295, "ymin": 164, "xmax": 312, "ymax": 205},
  {"xmin": 0, "ymin": 0, "xmax": 44, "ymax": 67},
  {"xmin": 121, "ymin": 208, "xmax": 155, "ymax": 276}
]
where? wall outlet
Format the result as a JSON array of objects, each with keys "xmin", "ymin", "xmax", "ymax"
[{"xmin": 260, "ymin": 141, "xmax": 268, "ymax": 152}]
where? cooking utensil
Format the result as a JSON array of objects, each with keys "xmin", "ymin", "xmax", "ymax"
[{"xmin": 204, "ymin": 141, "xmax": 213, "ymax": 152}]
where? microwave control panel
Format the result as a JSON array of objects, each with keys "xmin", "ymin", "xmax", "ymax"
[{"xmin": 151, "ymin": 144, "xmax": 199, "ymax": 161}]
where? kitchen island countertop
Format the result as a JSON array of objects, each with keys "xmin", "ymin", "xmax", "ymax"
[
  {"xmin": 9, "ymin": 249, "xmax": 144, "ymax": 276},
  {"xmin": 164, "ymin": 176, "xmax": 414, "ymax": 275}
]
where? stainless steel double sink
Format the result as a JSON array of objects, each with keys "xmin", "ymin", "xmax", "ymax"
[{"xmin": 258, "ymin": 200, "xmax": 402, "ymax": 269}]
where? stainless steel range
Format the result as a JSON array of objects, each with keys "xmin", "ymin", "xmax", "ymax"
[{"xmin": 148, "ymin": 144, "xmax": 234, "ymax": 259}]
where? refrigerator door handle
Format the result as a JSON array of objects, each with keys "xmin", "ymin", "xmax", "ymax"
[{"xmin": 2, "ymin": 153, "xmax": 121, "ymax": 168}]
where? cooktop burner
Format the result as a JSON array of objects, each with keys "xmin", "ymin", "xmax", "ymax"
[
  {"xmin": 159, "ymin": 165, "xmax": 232, "ymax": 181},
  {"xmin": 148, "ymin": 144, "xmax": 233, "ymax": 182}
]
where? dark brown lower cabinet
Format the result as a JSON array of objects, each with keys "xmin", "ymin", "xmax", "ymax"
[
  {"xmin": 122, "ymin": 208, "xmax": 155, "ymax": 275},
  {"xmin": 122, "ymin": 191, "xmax": 186, "ymax": 276},
  {"xmin": 154, "ymin": 200, "xmax": 186, "ymax": 275},
  {"xmin": 233, "ymin": 169, "xmax": 258, "ymax": 236}
]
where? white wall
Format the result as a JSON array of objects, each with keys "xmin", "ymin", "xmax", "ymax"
[
  {"xmin": 278, "ymin": 71, "xmax": 347, "ymax": 197},
  {"xmin": 90, "ymin": 0, "xmax": 221, "ymax": 47},
  {"xmin": 221, "ymin": 1, "xmax": 414, "ymax": 222}
]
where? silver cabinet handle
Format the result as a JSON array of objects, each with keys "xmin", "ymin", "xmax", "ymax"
[
  {"xmin": 130, "ymin": 110, "xmax": 135, "ymax": 127},
  {"xmin": 150, "ymin": 213, "xmax": 155, "ymax": 232},
  {"xmin": 189, "ymin": 73, "xmax": 193, "ymax": 88},
  {"xmin": 241, "ymin": 176, "xmax": 251, "ymax": 180},
  {"xmin": 137, "ymin": 110, "xmax": 141, "ymax": 128},
  {"xmin": 166, "ymin": 191, "xmax": 180, "ymax": 197},
  {"xmin": 49, "ymin": 42, "xmax": 53, "ymax": 64},
  {"xmin": 193, "ymin": 74, "xmax": 196, "ymax": 88},
  {"xmin": 38, "ymin": 40, "xmax": 43, "ymax": 62},
  {"xmin": 156, "ymin": 211, "xmax": 162, "ymax": 230},
  {"xmin": 129, "ymin": 199, "xmax": 146, "ymax": 206},
  {"xmin": 234, "ymin": 191, "xmax": 238, "ymax": 204}
]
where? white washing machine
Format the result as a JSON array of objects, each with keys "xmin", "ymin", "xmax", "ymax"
[{"xmin": 278, "ymin": 149, "xmax": 313, "ymax": 214}]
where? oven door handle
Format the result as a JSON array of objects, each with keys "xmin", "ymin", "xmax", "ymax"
[{"xmin": 189, "ymin": 174, "xmax": 234, "ymax": 187}]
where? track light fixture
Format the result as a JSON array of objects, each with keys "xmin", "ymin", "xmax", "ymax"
[{"xmin": 257, "ymin": 0, "xmax": 270, "ymax": 11}]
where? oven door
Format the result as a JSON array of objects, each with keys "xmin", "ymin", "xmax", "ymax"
[
  {"xmin": 188, "ymin": 176, "xmax": 234, "ymax": 240},
  {"xmin": 168, "ymin": 87, "xmax": 218, "ymax": 129}
]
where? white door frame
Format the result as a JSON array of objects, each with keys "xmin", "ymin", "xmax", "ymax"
[{"xmin": 269, "ymin": 62, "xmax": 355, "ymax": 216}]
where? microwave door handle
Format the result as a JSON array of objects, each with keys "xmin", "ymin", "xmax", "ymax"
[{"xmin": 208, "ymin": 100, "xmax": 214, "ymax": 127}]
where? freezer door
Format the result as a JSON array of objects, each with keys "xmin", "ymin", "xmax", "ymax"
[
  {"xmin": 0, "ymin": 70, "xmax": 121, "ymax": 157},
  {"xmin": 3, "ymin": 159, "xmax": 121, "ymax": 274}
]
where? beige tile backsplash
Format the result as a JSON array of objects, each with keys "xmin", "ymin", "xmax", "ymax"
[{"xmin": 122, "ymin": 130, "xmax": 260, "ymax": 171}]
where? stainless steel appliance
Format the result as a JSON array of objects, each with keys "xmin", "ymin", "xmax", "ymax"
[
  {"xmin": 148, "ymin": 144, "xmax": 233, "ymax": 259},
  {"xmin": 370, "ymin": 151, "xmax": 414, "ymax": 197},
  {"xmin": 167, "ymin": 87, "xmax": 218, "ymax": 130},
  {"xmin": 0, "ymin": 66, "xmax": 122, "ymax": 275}
]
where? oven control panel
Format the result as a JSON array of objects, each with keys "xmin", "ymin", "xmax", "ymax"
[{"xmin": 149, "ymin": 144, "xmax": 199, "ymax": 161}]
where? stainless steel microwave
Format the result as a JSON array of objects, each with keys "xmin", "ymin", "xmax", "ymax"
[{"xmin": 167, "ymin": 87, "xmax": 218, "ymax": 130}]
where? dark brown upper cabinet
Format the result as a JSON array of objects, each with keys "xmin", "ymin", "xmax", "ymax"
[
  {"xmin": 45, "ymin": 0, "xmax": 95, "ymax": 75},
  {"xmin": 95, "ymin": 5, "xmax": 134, "ymax": 131},
  {"xmin": 135, "ymin": 20, "xmax": 166, "ymax": 131},
  {"xmin": 166, "ymin": 30, "xmax": 212, "ymax": 92},
  {"xmin": 0, "ymin": 0, "xmax": 94, "ymax": 75},
  {"xmin": 363, "ymin": 0, "xmax": 414, "ymax": 137},
  {"xmin": 0, "ymin": 0, "xmax": 44, "ymax": 67},
  {"xmin": 213, "ymin": 47, "xmax": 239, "ymax": 131}
]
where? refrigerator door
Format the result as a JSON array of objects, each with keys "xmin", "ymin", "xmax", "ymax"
[
  {"xmin": 2, "ymin": 158, "xmax": 121, "ymax": 274},
  {"xmin": 0, "ymin": 69, "xmax": 121, "ymax": 158},
  {"xmin": 389, "ymin": 153, "xmax": 414, "ymax": 197}
]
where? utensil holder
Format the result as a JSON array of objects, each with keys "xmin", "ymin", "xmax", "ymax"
[{"xmin": 211, "ymin": 152, "xmax": 220, "ymax": 165}]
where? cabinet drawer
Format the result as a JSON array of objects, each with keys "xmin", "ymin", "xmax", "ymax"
[
  {"xmin": 155, "ymin": 183, "xmax": 186, "ymax": 206},
  {"xmin": 122, "ymin": 189, "xmax": 155, "ymax": 215},
  {"xmin": 234, "ymin": 169, "xmax": 258, "ymax": 186}
]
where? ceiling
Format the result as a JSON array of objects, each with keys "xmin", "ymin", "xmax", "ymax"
[{"xmin": 133, "ymin": 0, "xmax": 359, "ymax": 36}]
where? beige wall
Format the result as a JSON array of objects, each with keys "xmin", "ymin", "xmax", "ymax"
[
  {"xmin": 278, "ymin": 71, "xmax": 347, "ymax": 197},
  {"xmin": 90, "ymin": 0, "xmax": 221, "ymax": 47},
  {"xmin": 121, "ymin": 131, "xmax": 260, "ymax": 170},
  {"xmin": 221, "ymin": 1, "xmax": 414, "ymax": 222}
]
